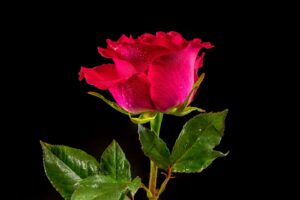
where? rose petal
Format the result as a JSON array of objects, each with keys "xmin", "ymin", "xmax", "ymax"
[
  {"xmin": 138, "ymin": 32, "xmax": 173, "ymax": 50},
  {"xmin": 138, "ymin": 33, "xmax": 156, "ymax": 43},
  {"xmin": 166, "ymin": 31, "xmax": 188, "ymax": 49},
  {"xmin": 79, "ymin": 64, "xmax": 122, "ymax": 90},
  {"xmin": 112, "ymin": 58, "xmax": 137, "ymax": 77},
  {"xmin": 195, "ymin": 52, "xmax": 205, "ymax": 69},
  {"xmin": 117, "ymin": 34, "xmax": 134, "ymax": 44},
  {"xmin": 99, "ymin": 36, "xmax": 169, "ymax": 73},
  {"xmin": 155, "ymin": 31, "xmax": 188, "ymax": 50},
  {"xmin": 194, "ymin": 52, "xmax": 206, "ymax": 82},
  {"xmin": 109, "ymin": 73, "xmax": 155, "ymax": 114},
  {"xmin": 98, "ymin": 47, "xmax": 117, "ymax": 58},
  {"xmin": 98, "ymin": 47, "xmax": 137, "ymax": 78},
  {"xmin": 138, "ymin": 31, "xmax": 187, "ymax": 51},
  {"xmin": 148, "ymin": 39, "xmax": 213, "ymax": 111}
]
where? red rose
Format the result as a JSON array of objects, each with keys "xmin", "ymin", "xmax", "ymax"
[{"xmin": 80, "ymin": 31, "xmax": 213, "ymax": 114}]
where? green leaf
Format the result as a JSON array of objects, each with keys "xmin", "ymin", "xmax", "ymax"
[
  {"xmin": 130, "ymin": 112, "xmax": 157, "ymax": 124},
  {"xmin": 88, "ymin": 91, "xmax": 129, "ymax": 115},
  {"xmin": 41, "ymin": 141, "xmax": 100, "ymax": 199},
  {"xmin": 71, "ymin": 175, "xmax": 140, "ymax": 200},
  {"xmin": 128, "ymin": 177, "xmax": 142, "ymax": 196},
  {"xmin": 119, "ymin": 194, "xmax": 131, "ymax": 200},
  {"xmin": 71, "ymin": 175, "xmax": 128, "ymax": 200},
  {"xmin": 138, "ymin": 125, "xmax": 171, "ymax": 170},
  {"xmin": 100, "ymin": 140, "xmax": 131, "ymax": 182},
  {"xmin": 119, "ymin": 193, "xmax": 129, "ymax": 200},
  {"xmin": 170, "ymin": 109, "xmax": 228, "ymax": 173}
]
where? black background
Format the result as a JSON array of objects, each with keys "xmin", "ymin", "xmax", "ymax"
[{"xmin": 8, "ymin": 4, "xmax": 288, "ymax": 200}]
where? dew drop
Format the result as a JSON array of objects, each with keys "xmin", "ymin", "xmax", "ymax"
[{"xmin": 184, "ymin": 143, "xmax": 188, "ymax": 149}]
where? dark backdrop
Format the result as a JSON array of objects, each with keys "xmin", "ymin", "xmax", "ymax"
[{"xmin": 10, "ymin": 5, "xmax": 285, "ymax": 200}]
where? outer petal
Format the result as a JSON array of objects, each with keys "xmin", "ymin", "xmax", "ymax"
[
  {"xmin": 194, "ymin": 52, "xmax": 206, "ymax": 81},
  {"xmin": 117, "ymin": 34, "xmax": 134, "ymax": 43},
  {"xmin": 79, "ymin": 64, "xmax": 122, "ymax": 90},
  {"xmin": 137, "ymin": 33, "xmax": 156, "ymax": 43},
  {"xmin": 148, "ymin": 39, "xmax": 213, "ymax": 111},
  {"xmin": 98, "ymin": 47, "xmax": 137, "ymax": 78},
  {"xmin": 194, "ymin": 42, "xmax": 214, "ymax": 80},
  {"xmin": 98, "ymin": 37, "xmax": 169, "ymax": 73},
  {"xmin": 195, "ymin": 52, "xmax": 205, "ymax": 69},
  {"xmin": 138, "ymin": 31, "xmax": 187, "ymax": 51},
  {"xmin": 138, "ymin": 32, "xmax": 175, "ymax": 50},
  {"xmin": 157, "ymin": 31, "xmax": 188, "ymax": 49},
  {"xmin": 109, "ymin": 73, "xmax": 155, "ymax": 114}
]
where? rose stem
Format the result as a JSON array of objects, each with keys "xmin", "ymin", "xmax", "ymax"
[{"xmin": 148, "ymin": 112, "xmax": 163, "ymax": 199}]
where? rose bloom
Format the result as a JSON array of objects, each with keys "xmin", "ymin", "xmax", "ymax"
[{"xmin": 80, "ymin": 31, "xmax": 213, "ymax": 114}]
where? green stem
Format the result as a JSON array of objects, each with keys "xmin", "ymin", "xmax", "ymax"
[{"xmin": 148, "ymin": 113, "xmax": 163, "ymax": 200}]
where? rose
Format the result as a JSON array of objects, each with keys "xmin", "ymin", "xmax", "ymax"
[{"xmin": 80, "ymin": 31, "xmax": 213, "ymax": 114}]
